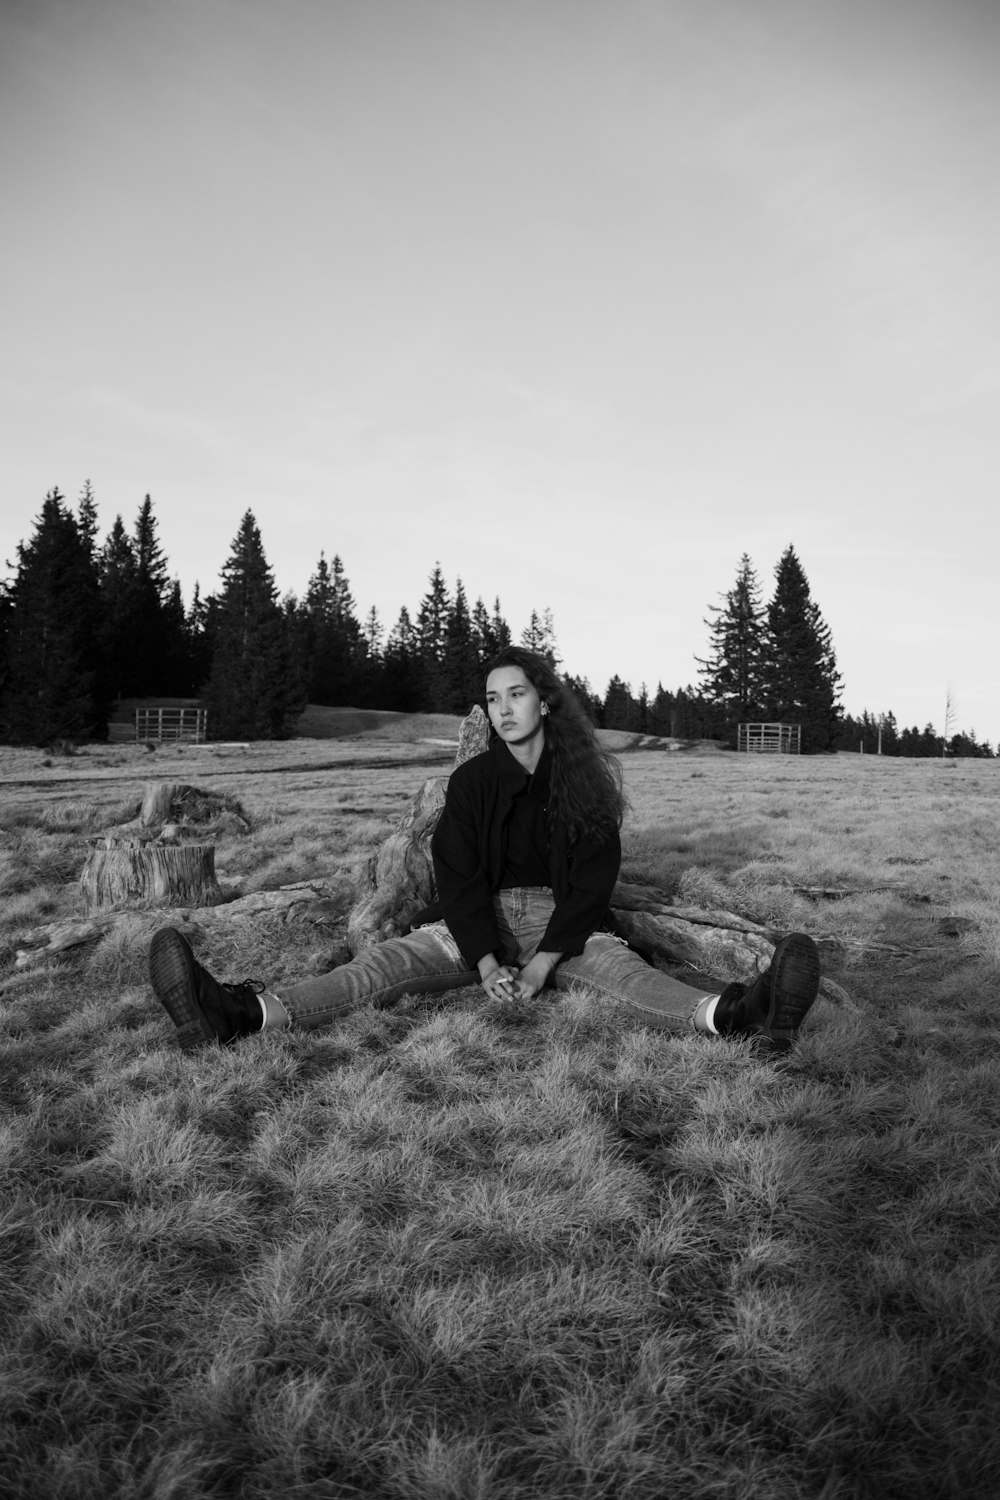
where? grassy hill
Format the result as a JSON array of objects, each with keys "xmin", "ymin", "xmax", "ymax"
[{"xmin": 111, "ymin": 699, "xmax": 713, "ymax": 752}]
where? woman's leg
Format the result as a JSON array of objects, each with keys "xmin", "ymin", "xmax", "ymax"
[
  {"xmin": 149, "ymin": 921, "xmax": 478, "ymax": 1049},
  {"xmin": 278, "ymin": 922, "xmax": 478, "ymax": 1031},
  {"xmin": 553, "ymin": 933, "xmax": 717, "ymax": 1033},
  {"xmin": 552, "ymin": 931, "xmax": 821, "ymax": 1051}
]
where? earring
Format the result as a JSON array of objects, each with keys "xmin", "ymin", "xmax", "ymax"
[{"xmin": 541, "ymin": 703, "xmax": 549, "ymax": 716}]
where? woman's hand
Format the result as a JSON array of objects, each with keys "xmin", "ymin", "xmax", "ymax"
[
  {"xmin": 509, "ymin": 952, "xmax": 561, "ymax": 1000},
  {"xmin": 478, "ymin": 958, "xmax": 519, "ymax": 1001}
]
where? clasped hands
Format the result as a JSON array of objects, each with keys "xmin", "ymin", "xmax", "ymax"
[{"xmin": 478, "ymin": 954, "xmax": 553, "ymax": 1002}]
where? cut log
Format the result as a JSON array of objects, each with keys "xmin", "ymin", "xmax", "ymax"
[
  {"xmin": 792, "ymin": 885, "xmax": 894, "ymax": 901},
  {"xmin": 81, "ymin": 840, "xmax": 223, "ymax": 912},
  {"xmin": 10, "ymin": 881, "xmax": 340, "ymax": 977},
  {"xmin": 609, "ymin": 906, "xmax": 776, "ymax": 976}
]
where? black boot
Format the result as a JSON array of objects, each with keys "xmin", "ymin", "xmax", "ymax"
[
  {"xmin": 149, "ymin": 927, "xmax": 264, "ymax": 1051},
  {"xmin": 714, "ymin": 933, "xmax": 820, "ymax": 1054}
]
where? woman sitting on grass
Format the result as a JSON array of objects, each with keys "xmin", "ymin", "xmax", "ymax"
[{"xmin": 149, "ymin": 647, "xmax": 821, "ymax": 1054}]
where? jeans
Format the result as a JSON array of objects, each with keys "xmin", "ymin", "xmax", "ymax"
[{"xmin": 281, "ymin": 887, "xmax": 716, "ymax": 1034}]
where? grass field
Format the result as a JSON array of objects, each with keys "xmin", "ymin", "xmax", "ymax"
[{"xmin": 1, "ymin": 729, "xmax": 998, "ymax": 1499}]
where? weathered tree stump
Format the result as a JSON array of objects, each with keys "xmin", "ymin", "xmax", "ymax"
[
  {"xmin": 139, "ymin": 781, "xmax": 247, "ymax": 831},
  {"xmin": 346, "ymin": 706, "xmax": 491, "ymax": 953},
  {"xmin": 81, "ymin": 838, "xmax": 223, "ymax": 912}
]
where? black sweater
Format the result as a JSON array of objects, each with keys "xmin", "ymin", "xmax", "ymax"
[{"xmin": 429, "ymin": 739, "xmax": 621, "ymax": 969}]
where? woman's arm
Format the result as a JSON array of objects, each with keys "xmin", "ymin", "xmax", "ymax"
[
  {"xmin": 430, "ymin": 767, "xmax": 504, "ymax": 970},
  {"xmin": 536, "ymin": 827, "xmax": 622, "ymax": 959}
]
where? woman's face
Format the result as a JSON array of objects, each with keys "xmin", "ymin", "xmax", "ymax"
[{"xmin": 485, "ymin": 666, "xmax": 545, "ymax": 750}]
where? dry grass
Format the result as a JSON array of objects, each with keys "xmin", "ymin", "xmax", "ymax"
[{"xmin": 1, "ymin": 741, "xmax": 998, "ymax": 1498}]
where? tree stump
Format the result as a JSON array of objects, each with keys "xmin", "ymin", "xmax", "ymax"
[
  {"xmin": 140, "ymin": 782, "xmax": 193, "ymax": 826},
  {"xmin": 139, "ymin": 782, "xmax": 246, "ymax": 830},
  {"xmin": 81, "ymin": 838, "xmax": 223, "ymax": 913},
  {"xmin": 346, "ymin": 705, "xmax": 491, "ymax": 954}
]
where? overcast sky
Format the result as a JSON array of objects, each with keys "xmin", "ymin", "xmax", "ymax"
[{"xmin": 3, "ymin": 0, "xmax": 997, "ymax": 744}]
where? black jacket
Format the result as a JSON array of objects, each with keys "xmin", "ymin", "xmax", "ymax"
[{"xmin": 428, "ymin": 739, "xmax": 621, "ymax": 969}]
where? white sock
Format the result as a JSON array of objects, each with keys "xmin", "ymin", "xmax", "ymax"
[
  {"xmin": 257, "ymin": 991, "xmax": 291, "ymax": 1029},
  {"xmin": 693, "ymin": 994, "xmax": 722, "ymax": 1034}
]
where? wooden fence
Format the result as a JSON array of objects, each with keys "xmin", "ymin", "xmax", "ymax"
[
  {"xmin": 737, "ymin": 722, "xmax": 801, "ymax": 754},
  {"xmin": 135, "ymin": 707, "xmax": 207, "ymax": 744}
]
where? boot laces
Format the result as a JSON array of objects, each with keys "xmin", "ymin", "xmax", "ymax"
[{"xmin": 221, "ymin": 977, "xmax": 264, "ymax": 999}]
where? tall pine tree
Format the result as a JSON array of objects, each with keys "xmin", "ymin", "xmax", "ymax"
[
  {"xmin": 94, "ymin": 496, "xmax": 185, "ymax": 700},
  {"xmin": 96, "ymin": 515, "xmax": 137, "ymax": 703},
  {"xmin": 303, "ymin": 553, "xmax": 367, "ymax": 705},
  {"xmin": 416, "ymin": 564, "xmax": 451, "ymax": 711},
  {"xmin": 129, "ymin": 494, "xmax": 172, "ymax": 692},
  {"xmin": 76, "ymin": 480, "xmax": 99, "ymax": 559},
  {"xmin": 185, "ymin": 582, "xmax": 216, "ymax": 694},
  {"xmin": 2, "ymin": 489, "xmax": 105, "ymax": 743},
  {"xmin": 760, "ymin": 545, "xmax": 842, "ymax": 751},
  {"xmin": 440, "ymin": 578, "xmax": 481, "ymax": 712},
  {"xmin": 382, "ymin": 606, "xmax": 422, "ymax": 710},
  {"xmin": 203, "ymin": 511, "xmax": 304, "ymax": 739},
  {"xmin": 520, "ymin": 608, "xmax": 560, "ymax": 667},
  {"xmin": 697, "ymin": 553, "xmax": 766, "ymax": 738}
]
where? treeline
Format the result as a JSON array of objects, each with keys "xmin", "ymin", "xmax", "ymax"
[
  {"xmin": 834, "ymin": 711, "xmax": 994, "ymax": 759},
  {"xmin": 1, "ymin": 488, "xmax": 992, "ymax": 756},
  {"xmin": 0, "ymin": 487, "xmax": 693, "ymax": 744}
]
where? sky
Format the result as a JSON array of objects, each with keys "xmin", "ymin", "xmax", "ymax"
[{"xmin": 2, "ymin": 0, "xmax": 998, "ymax": 744}]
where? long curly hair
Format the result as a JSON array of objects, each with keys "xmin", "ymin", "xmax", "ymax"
[{"xmin": 485, "ymin": 646, "xmax": 625, "ymax": 844}]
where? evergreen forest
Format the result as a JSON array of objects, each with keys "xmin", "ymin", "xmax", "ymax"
[{"xmin": 0, "ymin": 487, "xmax": 993, "ymax": 756}]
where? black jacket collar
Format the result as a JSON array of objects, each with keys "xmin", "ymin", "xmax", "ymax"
[{"xmin": 493, "ymin": 736, "xmax": 551, "ymax": 795}]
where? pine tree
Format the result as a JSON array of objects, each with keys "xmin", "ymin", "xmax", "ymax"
[
  {"xmin": 129, "ymin": 495, "xmax": 177, "ymax": 694},
  {"xmin": 416, "ymin": 564, "xmax": 451, "ymax": 710},
  {"xmin": 203, "ymin": 511, "xmax": 304, "ymax": 739},
  {"xmin": 649, "ymin": 683, "xmax": 674, "ymax": 737},
  {"xmin": 440, "ymin": 578, "xmax": 481, "ymax": 712},
  {"xmin": 541, "ymin": 608, "xmax": 560, "ymax": 667},
  {"xmin": 303, "ymin": 553, "xmax": 367, "ymax": 705},
  {"xmin": 95, "ymin": 496, "xmax": 181, "ymax": 699},
  {"xmin": 0, "ymin": 574, "xmax": 13, "ymax": 716},
  {"xmin": 161, "ymin": 578, "xmax": 190, "ymax": 694},
  {"xmin": 96, "ymin": 515, "xmax": 137, "ymax": 703},
  {"xmin": 472, "ymin": 598, "xmax": 497, "ymax": 670},
  {"xmin": 898, "ymin": 722, "xmax": 941, "ymax": 757},
  {"xmin": 491, "ymin": 598, "xmax": 512, "ymax": 653},
  {"xmin": 358, "ymin": 606, "xmax": 384, "ymax": 707},
  {"xmin": 521, "ymin": 610, "xmax": 545, "ymax": 655},
  {"xmin": 563, "ymin": 674, "xmax": 600, "ymax": 723},
  {"xmin": 602, "ymin": 676, "xmax": 634, "ymax": 730},
  {"xmin": 697, "ymin": 553, "xmax": 766, "ymax": 739},
  {"xmin": 185, "ymin": 582, "xmax": 216, "ymax": 693},
  {"xmin": 2, "ymin": 489, "xmax": 105, "ymax": 743},
  {"xmin": 76, "ymin": 480, "xmax": 99, "ymax": 559},
  {"xmin": 363, "ymin": 606, "xmax": 383, "ymax": 660},
  {"xmin": 382, "ymin": 606, "xmax": 422, "ymax": 710},
  {"xmin": 520, "ymin": 608, "xmax": 560, "ymax": 667},
  {"xmin": 759, "ymin": 546, "xmax": 842, "ymax": 751}
]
